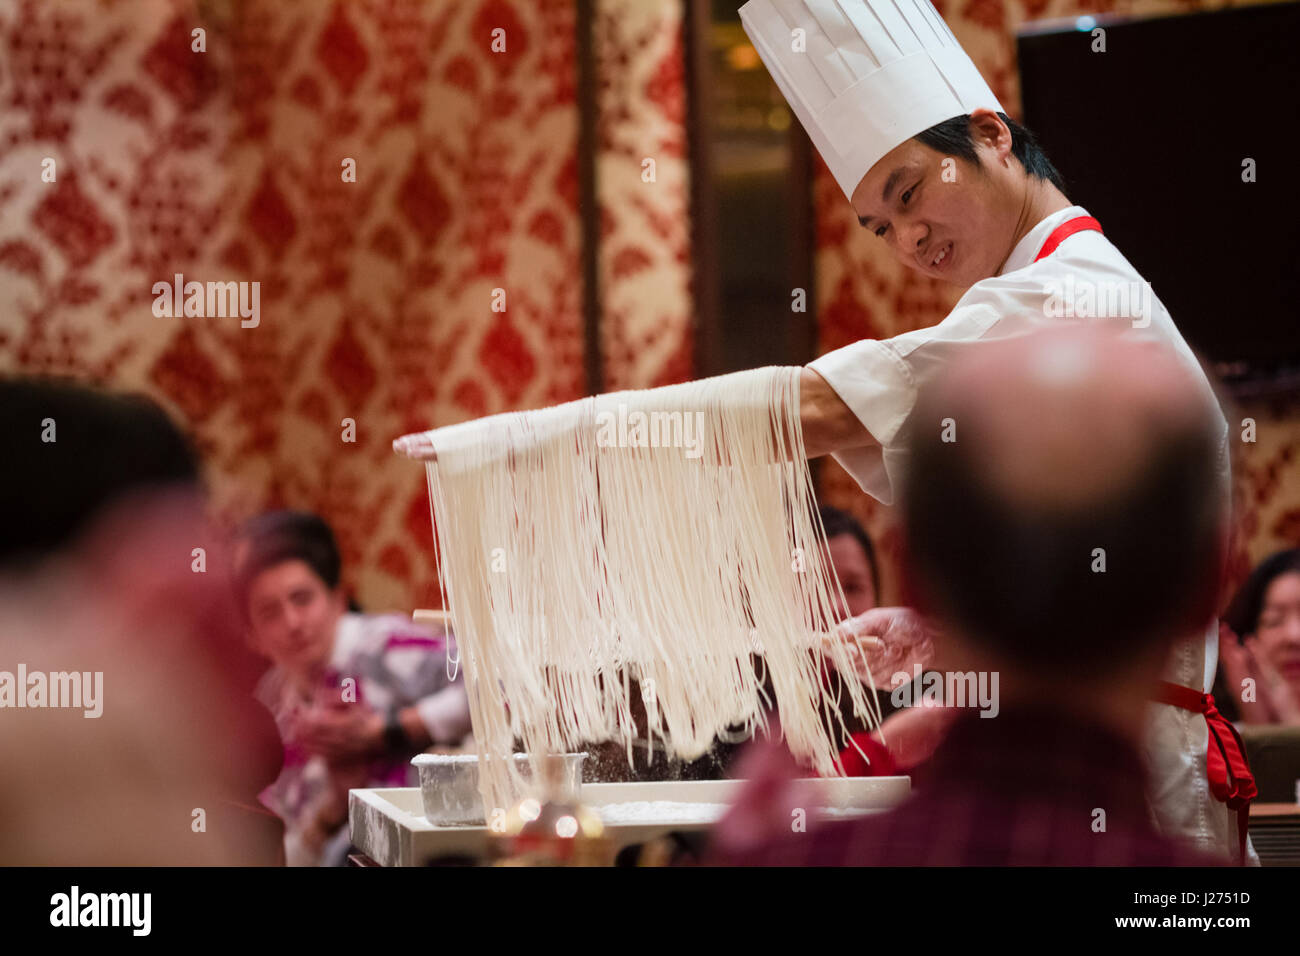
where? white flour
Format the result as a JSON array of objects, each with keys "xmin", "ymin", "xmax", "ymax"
[{"xmin": 593, "ymin": 801, "xmax": 876, "ymax": 826}]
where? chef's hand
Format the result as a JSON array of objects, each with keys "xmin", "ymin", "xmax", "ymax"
[
  {"xmin": 822, "ymin": 606, "xmax": 937, "ymax": 690},
  {"xmin": 393, "ymin": 432, "xmax": 437, "ymax": 460},
  {"xmin": 294, "ymin": 704, "xmax": 385, "ymax": 761}
]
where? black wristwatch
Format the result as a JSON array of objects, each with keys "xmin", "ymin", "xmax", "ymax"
[{"xmin": 382, "ymin": 708, "xmax": 410, "ymax": 752}]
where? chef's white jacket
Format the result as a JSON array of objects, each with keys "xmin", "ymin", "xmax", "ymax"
[{"xmin": 808, "ymin": 204, "xmax": 1250, "ymax": 862}]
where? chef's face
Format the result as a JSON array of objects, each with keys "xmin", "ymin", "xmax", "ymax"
[
  {"xmin": 1253, "ymin": 571, "xmax": 1300, "ymax": 689},
  {"xmin": 851, "ymin": 109, "xmax": 1023, "ymax": 288},
  {"xmin": 245, "ymin": 559, "xmax": 345, "ymax": 674}
]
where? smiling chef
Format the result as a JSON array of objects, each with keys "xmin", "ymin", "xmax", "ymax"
[
  {"xmin": 394, "ymin": 0, "xmax": 1258, "ymax": 863},
  {"xmin": 737, "ymin": 0, "xmax": 1255, "ymax": 862}
]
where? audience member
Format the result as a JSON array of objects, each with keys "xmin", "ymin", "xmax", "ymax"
[
  {"xmin": 234, "ymin": 511, "xmax": 472, "ymax": 865},
  {"xmin": 1217, "ymin": 548, "xmax": 1300, "ymax": 725}
]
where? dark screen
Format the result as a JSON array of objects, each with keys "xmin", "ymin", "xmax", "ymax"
[{"xmin": 1017, "ymin": 4, "xmax": 1300, "ymax": 385}]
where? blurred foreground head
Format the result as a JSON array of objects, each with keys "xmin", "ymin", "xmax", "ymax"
[
  {"xmin": 900, "ymin": 328, "xmax": 1226, "ymax": 683},
  {"xmin": 0, "ymin": 378, "xmax": 280, "ymax": 864},
  {"xmin": 0, "ymin": 378, "xmax": 200, "ymax": 568}
]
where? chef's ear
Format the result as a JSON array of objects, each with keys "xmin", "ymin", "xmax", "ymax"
[{"xmin": 967, "ymin": 108, "xmax": 1013, "ymax": 163}]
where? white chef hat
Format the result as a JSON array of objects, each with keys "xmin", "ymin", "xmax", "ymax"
[{"xmin": 739, "ymin": 0, "xmax": 1003, "ymax": 202}]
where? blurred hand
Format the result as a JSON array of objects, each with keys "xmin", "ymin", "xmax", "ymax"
[
  {"xmin": 293, "ymin": 705, "xmax": 384, "ymax": 762},
  {"xmin": 823, "ymin": 606, "xmax": 937, "ymax": 690},
  {"xmin": 708, "ymin": 725, "xmax": 824, "ymax": 858},
  {"xmin": 871, "ymin": 701, "xmax": 958, "ymax": 771},
  {"xmin": 294, "ymin": 787, "xmax": 351, "ymax": 864},
  {"xmin": 393, "ymin": 432, "xmax": 436, "ymax": 460}
]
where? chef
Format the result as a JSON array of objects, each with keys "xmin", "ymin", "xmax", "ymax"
[{"xmin": 738, "ymin": 0, "xmax": 1255, "ymax": 861}]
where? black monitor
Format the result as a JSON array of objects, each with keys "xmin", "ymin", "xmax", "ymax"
[{"xmin": 1017, "ymin": 3, "xmax": 1300, "ymax": 395}]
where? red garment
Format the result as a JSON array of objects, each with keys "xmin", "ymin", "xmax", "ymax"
[
  {"xmin": 1033, "ymin": 215, "xmax": 1103, "ymax": 261},
  {"xmin": 710, "ymin": 706, "xmax": 1225, "ymax": 866},
  {"xmin": 836, "ymin": 732, "xmax": 897, "ymax": 777}
]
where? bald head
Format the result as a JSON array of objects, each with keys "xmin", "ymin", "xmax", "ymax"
[{"xmin": 901, "ymin": 327, "xmax": 1226, "ymax": 679}]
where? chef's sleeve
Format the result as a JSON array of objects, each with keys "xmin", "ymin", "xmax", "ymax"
[{"xmin": 806, "ymin": 277, "xmax": 1046, "ymax": 504}]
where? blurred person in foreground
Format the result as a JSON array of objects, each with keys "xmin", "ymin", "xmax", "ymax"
[
  {"xmin": 0, "ymin": 379, "xmax": 282, "ymax": 864},
  {"xmin": 234, "ymin": 511, "xmax": 472, "ymax": 866},
  {"xmin": 709, "ymin": 327, "xmax": 1246, "ymax": 866},
  {"xmin": 1216, "ymin": 549, "xmax": 1300, "ymax": 725}
]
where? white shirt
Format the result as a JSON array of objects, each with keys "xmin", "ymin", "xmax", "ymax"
[
  {"xmin": 808, "ymin": 204, "xmax": 1247, "ymax": 861},
  {"xmin": 257, "ymin": 613, "xmax": 471, "ymax": 865}
]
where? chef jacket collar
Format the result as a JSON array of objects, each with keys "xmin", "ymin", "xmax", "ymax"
[{"xmin": 998, "ymin": 204, "xmax": 1092, "ymax": 276}]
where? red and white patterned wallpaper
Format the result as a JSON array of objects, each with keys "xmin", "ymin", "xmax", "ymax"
[
  {"xmin": 1, "ymin": 0, "xmax": 1294, "ymax": 614},
  {"xmin": 594, "ymin": 0, "xmax": 693, "ymax": 391},
  {"xmin": 0, "ymin": 0, "xmax": 693, "ymax": 612}
]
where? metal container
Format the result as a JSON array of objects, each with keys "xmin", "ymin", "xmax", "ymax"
[{"xmin": 411, "ymin": 752, "xmax": 587, "ymax": 826}]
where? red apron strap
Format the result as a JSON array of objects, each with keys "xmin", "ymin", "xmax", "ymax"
[
  {"xmin": 1033, "ymin": 215, "xmax": 1103, "ymax": 262},
  {"xmin": 1153, "ymin": 679, "xmax": 1258, "ymax": 863}
]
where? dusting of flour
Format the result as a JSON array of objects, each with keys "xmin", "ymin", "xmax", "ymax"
[{"xmin": 593, "ymin": 801, "xmax": 873, "ymax": 825}]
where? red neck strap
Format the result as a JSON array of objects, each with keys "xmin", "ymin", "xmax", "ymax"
[{"xmin": 1033, "ymin": 215, "xmax": 1103, "ymax": 262}]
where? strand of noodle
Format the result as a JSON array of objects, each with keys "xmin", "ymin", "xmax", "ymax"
[{"xmin": 426, "ymin": 471, "xmax": 461, "ymax": 682}]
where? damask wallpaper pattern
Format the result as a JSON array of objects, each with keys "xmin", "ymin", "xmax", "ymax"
[
  {"xmin": 0, "ymin": 0, "xmax": 1294, "ymax": 616},
  {"xmin": 0, "ymin": 0, "xmax": 692, "ymax": 611}
]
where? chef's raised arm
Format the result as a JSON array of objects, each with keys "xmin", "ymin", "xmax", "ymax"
[
  {"xmin": 797, "ymin": 364, "xmax": 877, "ymax": 461},
  {"xmin": 794, "ymin": 259, "xmax": 1160, "ymax": 506}
]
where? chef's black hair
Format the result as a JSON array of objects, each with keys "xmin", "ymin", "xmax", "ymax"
[
  {"xmin": 914, "ymin": 112, "xmax": 1066, "ymax": 193},
  {"xmin": 818, "ymin": 504, "xmax": 881, "ymax": 601},
  {"xmin": 1223, "ymin": 548, "xmax": 1300, "ymax": 638}
]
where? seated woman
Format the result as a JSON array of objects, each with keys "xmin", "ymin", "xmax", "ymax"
[
  {"xmin": 234, "ymin": 511, "xmax": 472, "ymax": 865},
  {"xmin": 1216, "ymin": 548, "xmax": 1300, "ymax": 725}
]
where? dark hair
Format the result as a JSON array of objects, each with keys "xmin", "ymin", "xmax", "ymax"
[
  {"xmin": 818, "ymin": 504, "xmax": 881, "ymax": 600},
  {"xmin": 901, "ymin": 407, "xmax": 1222, "ymax": 680},
  {"xmin": 914, "ymin": 112, "xmax": 1066, "ymax": 193},
  {"xmin": 234, "ymin": 511, "xmax": 343, "ymax": 614},
  {"xmin": 1224, "ymin": 548, "xmax": 1300, "ymax": 638},
  {"xmin": 0, "ymin": 378, "xmax": 200, "ymax": 567}
]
